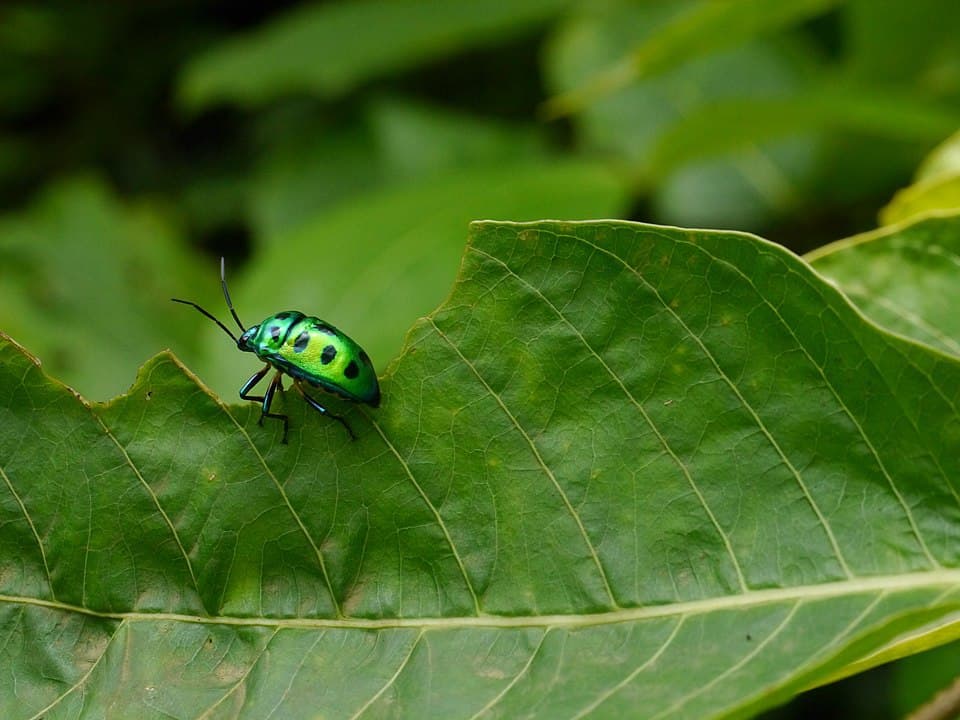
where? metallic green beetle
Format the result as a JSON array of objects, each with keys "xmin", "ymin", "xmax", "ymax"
[{"xmin": 172, "ymin": 258, "xmax": 379, "ymax": 442}]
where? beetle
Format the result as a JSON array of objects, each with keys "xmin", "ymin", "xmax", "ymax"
[{"xmin": 172, "ymin": 258, "xmax": 379, "ymax": 442}]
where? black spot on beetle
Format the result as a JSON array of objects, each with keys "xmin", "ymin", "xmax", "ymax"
[
  {"xmin": 274, "ymin": 311, "xmax": 294, "ymax": 320},
  {"xmin": 313, "ymin": 321, "xmax": 336, "ymax": 336},
  {"xmin": 321, "ymin": 344, "xmax": 337, "ymax": 364},
  {"xmin": 344, "ymin": 360, "xmax": 359, "ymax": 379},
  {"xmin": 294, "ymin": 331, "xmax": 310, "ymax": 353},
  {"xmin": 269, "ymin": 325, "xmax": 282, "ymax": 341}
]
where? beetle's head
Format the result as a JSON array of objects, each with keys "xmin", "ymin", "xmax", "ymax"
[{"xmin": 238, "ymin": 325, "xmax": 259, "ymax": 352}]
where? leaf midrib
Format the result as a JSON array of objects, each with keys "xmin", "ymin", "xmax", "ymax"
[{"xmin": 3, "ymin": 569, "xmax": 958, "ymax": 630}]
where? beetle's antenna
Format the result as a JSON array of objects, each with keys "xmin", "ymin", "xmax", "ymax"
[
  {"xmin": 170, "ymin": 298, "xmax": 239, "ymax": 344},
  {"xmin": 220, "ymin": 257, "xmax": 246, "ymax": 333}
]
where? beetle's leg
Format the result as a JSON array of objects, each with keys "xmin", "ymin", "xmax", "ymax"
[
  {"xmin": 294, "ymin": 380, "xmax": 356, "ymax": 440},
  {"xmin": 239, "ymin": 363, "xmax": 272, "ymax": 403},
  {"xmin": 240, "ymin": 365, "xmax": 288, "ymax": 442},
  {"xmin": 260, "ymin": 371, "xmax": 290, "ymax": 444}
]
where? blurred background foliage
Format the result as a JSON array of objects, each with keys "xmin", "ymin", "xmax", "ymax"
[{"xmin": 0, "ymin": 1, "xmax": 959, "ymax": 715}]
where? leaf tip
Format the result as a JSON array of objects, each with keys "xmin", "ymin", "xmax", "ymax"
[{"xmin": 0, "ymin": 330, "xmax": 43, "ymax": 370}]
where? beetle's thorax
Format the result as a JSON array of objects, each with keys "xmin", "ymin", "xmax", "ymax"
[{"xmin": 242, "ymin": 311, "xmax": 306, "ymax": 358}]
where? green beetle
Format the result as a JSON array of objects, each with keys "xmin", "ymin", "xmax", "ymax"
[{"xmin": 172, "ymin": 258, "xmax": 379, "ymax": 442}]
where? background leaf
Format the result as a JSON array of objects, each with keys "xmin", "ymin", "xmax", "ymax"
[
  {"xmin": 647, "ymin": 87, "xmax": 960, "ymax": 177},
  {"xmin": 543, "ymin": 3, "xmax": 822, "ymax": 230},
  {"xmin": 807, "ymin": 212, "xmax": 960, "ymax": 356},
  {"xmin": 0, "ymin": 176, "xmax": 207, "ymax": 400},
  {"xmin": 544, "ymin": 0, "xmax": 842, "ymax": 116},
  {"xmin": 3, "ymin": 220, "xmax": 960, "ymax": 718},
  {"xmin": 891, "ymin": 640, "xmax": 960, "ymax": 717},
  {"xmin": 247, "ymin": 97, "xmax": 547, "ymax": 240},
  {"xmin": 844, "ymin": 0, "xmax": 960, "ymax": 88},
  {"xmin": 879, "ymin": 131, "xmax": 960, "ymax": 225},
  {"xmin": 178, "ymin": 0, "xmax": 575, "ymax": 110}
]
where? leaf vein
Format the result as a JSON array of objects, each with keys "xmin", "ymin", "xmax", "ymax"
[
  {"xmin": 89, "ymin": 409, "xmax": 204, "ymax": 602},
  {"xmin": 571, "ymin": 231, "xmax": 855, "ymax": 578},
  {"xmin": 348, "ymin": 629, "xmax": 425, "ymax": 720},
  {"xmin": 208, "ymin": 387, "xmax": 342, "ymax": 617},
  {"xmin": 264, "ymin": 632, "xmax": 325, "ymax": 720},
  {"xmin": 650, "ymin": 601, "xmax": 800, "ymax": 719},
  {"xmin": 571, "ymin": 617, "xmax": 685, "ymax": 719},
  {"xmin": 426, "ymin": 316, "xmax": 619, "ymax": 608},
  {"xmin": 0, "ymin": 463, "xmax": 56, "ymax": 601},
  {"xmin": 367, "ymin": 414, "xmax": 483, "ymax": 615},
  {"xmin": 26, "ymin": 617, "xmax": 126, "ymax": 720},
  {"xmin": 470, "ymin": 245, "xmax": 749, "ymax": 594},
  {"xmin": 679, "ymin": 238, "xmax": 943, "ymax": 565},
  {"xmin": 1, "ymin": 570, "xmax": 958, "ymax": 629},
  {"xmin": 828, "ymin": 592, "xmax": 888, "ymax": 648},
  {"xmin": 196, "ymin": 627, "xmax": 281, "ymax": 720},
  {"xmin": 467, "ymin": 629, "xmax": 549, "ymax": 720}
]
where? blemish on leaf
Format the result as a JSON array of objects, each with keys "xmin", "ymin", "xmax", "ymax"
[{"xmin": 214, "ymin": 661, "xmax": 248, "ymax": 684}]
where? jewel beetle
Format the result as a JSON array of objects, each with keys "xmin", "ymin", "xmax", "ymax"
[{"xmin": 172, "ymin": 258, "xmax": 379, "ymax": 442}]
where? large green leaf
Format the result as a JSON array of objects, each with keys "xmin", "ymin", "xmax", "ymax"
[{"xmin": 3, "ymin": 220, "xmax": 960, "ymax": 718}]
